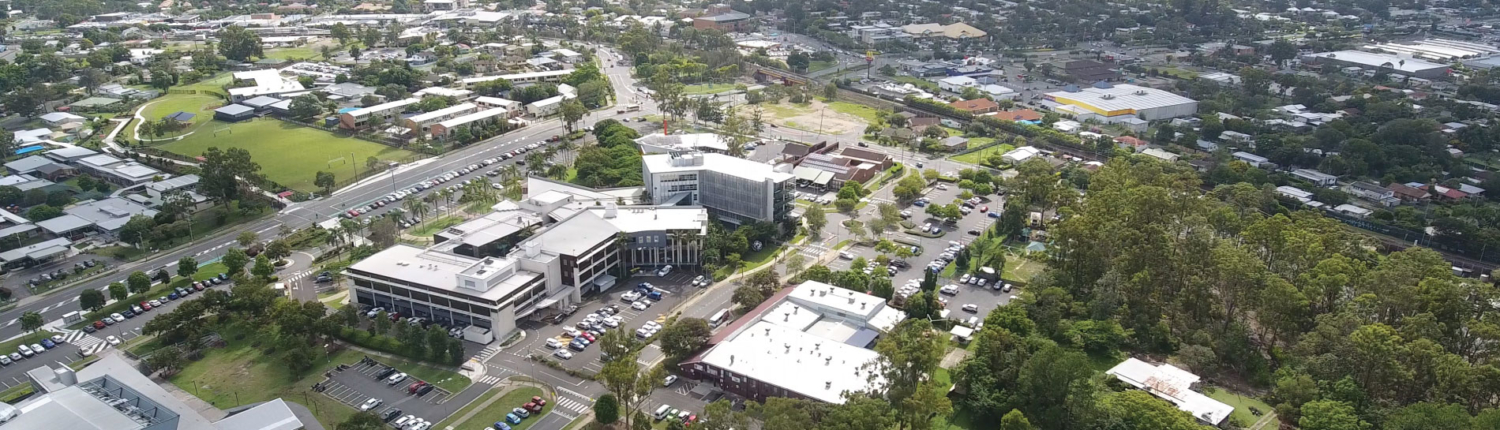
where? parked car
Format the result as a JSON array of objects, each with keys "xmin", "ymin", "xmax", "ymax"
[
  {"xmin": 360, "ymin": 398, "xmax": 382, "ymax": 411},
  {"xmin": 554, "ymin": 349, "xmax": 574, "ymax": 359}
]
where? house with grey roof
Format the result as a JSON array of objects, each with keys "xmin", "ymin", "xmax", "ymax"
[{"xmin": 36, "ymin": 197, "xmax": 158, "ymax": 240}]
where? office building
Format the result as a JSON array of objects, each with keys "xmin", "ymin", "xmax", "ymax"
[
  {"xmin": 642, "ymin": 152, "xmax": 795, "ymax": 225},
  {"xmin": 0, "ymin": 354, "xmax": 303, "ymax": 430},
  {"xmin": 348, "ymin": 186, "xmax": 706, "ymax": 341},
  {"xmin": 678, "ymin": 281, "xmax": 906, "ymax": 404}
]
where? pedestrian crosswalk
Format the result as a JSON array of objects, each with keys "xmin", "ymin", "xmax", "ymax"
[
  {"xmin": 477, "ymin": 375, "xmax": 503, "ymax": 385},
  {"xmin": 552, "ymin": 396, "xmax": 591, "ymax": 419},
  {"xmin": 75, "ymin": 335, "xmax": 108, "ymax": 356},
  {"xmin": 476, "ymin": 346, "xmax": 501, "ymax": 361},
  {"xmin": 799, "ymin": 244, "xmax": 830, "ymax": 259},
  {"xmin": 62, "ymin": 330, "xmax": 87, "ymax": 343}
]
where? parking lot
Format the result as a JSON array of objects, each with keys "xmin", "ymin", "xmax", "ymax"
[
  {"xmin": 514, "ymin": 271, "xmax": 699, "ymax": 373},
  {"xmin": 318, "ymin": 360, "xmax": 457, "ymax": 426},
  {"xmin": 835, "ymin": 181, "xmax": 1020, "ymax": 320}
]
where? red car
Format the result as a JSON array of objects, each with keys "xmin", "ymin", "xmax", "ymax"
[
  {"xmin": 580, "ymin": 332, "xmax": 595, "ymax": 342},
  {"xmin": 524, "ymin": 402, "xmax": 542, "ymax": 413},
  {"xmin": 140, "ymin": 301, "xmax": 152, "ymax": 311},
  {"xmin": 93, "ymin": 320, "xmax": 106, "ymax": 329},
  {"xmin": 979, "ymin": 206, "xmax": 988, "ymax": 213},
  {"xmin": 408, "ymin": 381, "xmax": 427, "ymax": 393},
  {"xmin": 531, "ymin": 396, "xmax": 546, "ymax": 407},
  {"xmin": 193, "ymin": 282, "xmax": 205, "ymax": 291}
]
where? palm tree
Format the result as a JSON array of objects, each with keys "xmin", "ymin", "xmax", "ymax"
[
  {"xmin": 404, "ymin": 199, "xmax": 429, "ymax": 225},
  {"xmin": 613, "ymin": 232, "xmax": 631, "ymax": 277}
]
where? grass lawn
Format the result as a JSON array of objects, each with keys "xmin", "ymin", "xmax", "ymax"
[
  {"xmin": 827, "ymin": 101, "xmax": 883, "ymax": 124},
  {"xmin": 0, "ymin": 331, "xmax": 59, "ymax": 354},
  {"xmin": 1003, "ymin": 252, "xmax": 1045, "ymax": 282},
  {"xmin": 139, "ymin": 94, "xmax": 225, "ymax": 139},
  {"xmin": 170, "ymin": 323, "xmax": 470, "ymax": 427},
  {"xmin": 177, "ymin": 73, "xmax": 234, "ymax": 96},
  {"xmin": 807, "ymin": 60, "xmax": 837, "ymax": 73},
  {"xmin": 760, "ymin": 103, "xmax": 813, "ymax": 120},
  {"xmin": 264, "ymin": 45, "xmax": 324, "ymax": 61},
  {"xmin": 1204, "ymin": 386, "xmax": 1276, "ymax": 428},
  {"xmin": 90, "ymin": 245, "xmax": 149, "ymax": 262},
  {"xmin": 951, "ymin": 143, "xmax": 1016, "ymax": 165},
  {"xmin": 156, "ymin": 118, "xmax": 416, "ymax": 193},
  {"xmin": 1157, "ymin": 67, "xmax": 1199, "ymax": 79},
  {"xmin": 435, "ymin": 386, "xmax": 551, "ymax": 430},
  {"xmin": 683, "ymin": 83, "xmax": 737, "ymax": 96},
  {"xmin": 410, "ymin": 216, "xmax": 464, "ymax": 237}
]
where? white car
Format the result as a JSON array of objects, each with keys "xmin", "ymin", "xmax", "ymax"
[
  {"xmin": 621, "ymin": 291, "xmax": 643, "ymax": 302},
  {"xmin": 663, "ymin": 375, "xmax": 678, "ymax": 387},
  {"xmin": 603, "ymin": 316, "xmax": 622, "ymax": 328},
  {"xmin": 386, "ymin": 372, "xmax": 407, "ymax": 385},
  {"xmin": 553, "ymin": 349, "xmax": 574, "ymax": 360},
  {"xmin": 17, "ymin": 345, "xmax": 33, "ymax": 357},
  {"xmin": 110, "ymin": 313, "xmax": 125, "ymax": 323},
  {"xmin": 105, "ymin": 336, "xmax": 121, "ymax": 346},
  {"xmin": 958, "ymin": 273, "xmax": 971, "ymax": 284},
  {"xmin": 961, "ymin": 304, "xmax": 979, "ymax": 313},
  {"xmin": 563, "ymin": 328, "xmax": 582, "ymax": 338},
  {"xmin": 360, "ymin": 398, "xmax": 382, "ymax": 411},
  {"xmin": 631, "ymin": 301, "xmax": 650, "ymax": 311},
  {"xmin": 545, "ymin": 338, "xmax": 562, "ymax": 349},
  {"xmin": 940, "ymin": 285, "xmax": 959, "ymax": 295}
]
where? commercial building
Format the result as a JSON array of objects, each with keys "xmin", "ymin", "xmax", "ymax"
[
  {"xmin": 0, "ymin": 354, "xmax": 303, "ymax": 430},
  {"xmin": 340, "ymin": 97, "xmax": 419, "ymax": 129},
  {"xmin": 1362, "ymin": 39, "xmax": 1499, "ymax": 62},
  {"xmin": 36, "ymin": 197, "xmax": 158, "ymax": 240},
  {"xmin": 75, "ymin": 154, "xmax": 166, "ymax": 186},
  {"xmin": 0, "ymin": 237, "xmax": 71, "ymax": 269},
  {"xmin": 642, "ymin": 152, "xmax": 795, "ymax": 225},
  {"xmin": 792, "ymin": 147, "xmax": 894, "ymax": 188},
  {"xmin": 901, "ymin": 22, "xmax": 988, "ymax": 40},
  {"xmin": 348, "ymin": 189, "xmax": 707, "ymax": 341},
  {"xmin": 678, "ymin": 281, "xmax": 906, "ymax": 404},
  {"xmin": 1106, "ymin": 358, "xmax": 1233, "ymax": 426},
  {"xmin": 693, "ymin": 4, "xmax": 753, "ymax": 32},
  {"xmin": 1301, "ymin": 51, "xmax": 1450, "ymax": 79},
  {"xmin": 1044, "ymin": 83, "xmax": 1198, "ymax": 122}
]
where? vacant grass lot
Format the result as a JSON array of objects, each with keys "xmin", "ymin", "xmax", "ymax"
[
  {"xmin": 157, "ymin": 118, "xmax": 416, "ymax": 193},
  {"xmin": 1204, "ymin": 386, "xmax": 1276, "ymax": 428},
  {"xmin": 951, "ymin": 143, "xmax": 1016, "ymax": 165},
  {"xmin": 170, "ymin": 323, "xmax": 469, "ymax": 426},
  {"xmin": 683, "ymin": 83, "xmax": 737, "ymax": 95},
  {"xmin": 827, "ymin": 101, "xmax": 883, "ymax": 124}
]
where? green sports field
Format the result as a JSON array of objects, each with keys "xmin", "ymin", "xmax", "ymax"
[
  {"xmin": 157, "ymin": 118, "xmax": 417, "ymax": 193},
  {"xmin": 140, "ymin": 94, "xmax": 224, "ymax": 138}
]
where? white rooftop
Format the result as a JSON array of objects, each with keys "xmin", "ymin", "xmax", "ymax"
[
  {"xmin": 227, "ymin": 69, "xmax": 304, "ymax": 97},
  {"xmin": 642, "ymin": 152, "xmax": 794, "ymax": 183},
  {"xmin": 347, "ymin": 244, "xmax": 541, "ymax": 302},
  {"xmin": 407, "ymin": 102, "xmax": 477, "ymax": 123},
  {"xmin": 1046, "ymin": 83, "xmax": 1197, "ymax": 113},
  {"xmin": 1106, "ymin": 358, "xmax": 1233, "ymax": 425},
  {"xmin": 698, "ymin": 320, "xmax": 884, "ymax": 404},
  {"xmin": 347, "ymin": 97, "xmax": 420, "ymax": 118},
  {"xmin": 1304, "ymin": 50, "xmax": 1449, "ymax": 73}
]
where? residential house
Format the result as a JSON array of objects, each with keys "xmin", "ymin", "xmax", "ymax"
[{"xmin": 949, "ymin": 98, "xmax": 999, "ymax": 115}]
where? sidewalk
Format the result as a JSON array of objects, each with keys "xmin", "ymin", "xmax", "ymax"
[{"xmin": 331, "ymin": 158, "xmax": 438, "ymax": 197}]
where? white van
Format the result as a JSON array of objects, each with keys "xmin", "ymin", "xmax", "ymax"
[
  {"xmin": 654, "ymin": 405, "xmax": 672, "ymax": 420},
  {"xmin": 656, "ymin": 265, "xmax": 673, "ymax": 277}
]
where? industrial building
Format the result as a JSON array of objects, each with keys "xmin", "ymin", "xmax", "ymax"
[
  {"xmin": 678, "ymin": 281, "xmax": 906, "ymax": 404},
  {"xmin": 1301, "ymin": 50, "xmax": 1451, "ymax": 79},
  {"xmin": 642, "ymin": 152, "xmax": 795, "ymax": 225},
  {"xmin": 1043, "ymin": 83, "xmax": 1197, "ymax": 124}
]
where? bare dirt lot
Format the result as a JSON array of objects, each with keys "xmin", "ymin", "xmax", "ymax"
[{"xmin": 754, "ymin": 99, "xmax": 869, "ymax": 136}]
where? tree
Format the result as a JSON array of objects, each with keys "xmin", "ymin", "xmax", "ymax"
[
  {"xmin": 658, "ymin": 318, "xmax": 712, "ymax": 360},
  {"xmin": 1000, "ymin": 410, "xmax": 1035, "ymax": 430},
  {"xmin": 238, "ymin": 231, "xmax": 259, "ymax": 247},
  {"xmin": 372, "ymin": 311, "xmax": 392, "ymax": 335},
  {"xmin": 217, "ymin": 26, "xmax": 264, "ymax": 61},
  {"xmin": 596, "ymin": 351, "xmax": 663, "ymax": 429},
  {"xmin": 127, "ymin": 271, "xmax": 152, "ymax": 295},
  {"xmin": 594, "ymin": 393, "xmax": 621, "ymax": 425},
  {"xmin": 78, "ymin": 69, "xmax": 109, "ymax": 95},
  {"xmin": 331, "ymin": 23, "xmax": 353, "ymax": 45},
  {"xmin": 79, "ymin": 289, "xmax": 105, "ymax": 311},
  {"xmin": 732, "ymin": 285, "xmax": 766, "ymax": 309},
  {"xmin": 804, "ymin": 205, "xmax": 828, "ymax": 233},
  {"xmin": 178, "ymin": 256, "xmax": 198, "ymax": 278},
  {"xmin": 223, "ymin": 247, "xmax": 249, "ymax": 275},
  {"xmin": 335, "ymin": 411, "xmax": 387, "ymax": 430},
  {"xmin": 288, "ymin": 94, "xmax": 323, "ymax": 120},
  {"xmin": 19, "ymin": 311, "xmax": 42, "ymax": 334},
  {"xmin": 560, "ymin": 99, "xmax": 587, "ymax": 133},
  {"xmin": 870, "ymin": 319, "xmax": 946, "ymax": 430},
  {"xmin": 1097, "ymin": 390, "xmax": 1205, "ymax": 430},
  {"xmin": 201, "ymin": 147, "xmax": 263, "ymax": 208},
  {"xmin": 360, "ymin": 27, "xmax": 382, "ymax": 48},
  {"xmin": 824, "ymin": 82, "xmax": 839, "ymax": 100},
  {"xmin": 26, "ymin": 205, "xmax": 61, "ymax": 221},
  {"xmin": 108, "ymin": 282, "xmax": 128, "ymax": 302},
  {"xmin": 119, "ymin": 215, "xmax": 155, "ymax": 247},
  {"xmin": 146, "ymin": 346, "xmax": 185, "ymax": 376},
  {"xmin": 1298, "ymin": 400, "xmax": 1368, "ymax": 430},
  {"xmin": 251, "ymin": 254, "xmax": 275, "ymax": 281},
  {"xmin": 265, "ymin": 239, "xmax": 292, "ymax": 261},
  {"xmin": 315, "ymin": 171, "xmax": 337, "ymax": 195}
]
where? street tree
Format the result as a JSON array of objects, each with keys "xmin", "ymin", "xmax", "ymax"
[
  {"xmin": 804, "ymin": 204, "xmax": 828, "ymax": 234},
  {"xmin": 657, "ymin": 317, "xmax": 711, "ymax": 360},
  {"xmin": 560, "ymin": 99, "xmax": 587, "ymax": 133},
  {"xmin": 127, "ymin": 271, "xmax": 152, "ymax": 294},
  {"xmin": 108, "ymin": 282, "xmax": 128, "ymax": 302},
  {"xmin": 594, "ymin": 393, "xmax": 621, "ymax": 425},
  {"xmin": 178, "ymin": 256, "xmax": 198, "ymax": 278},
  {"xmin": 80, "ymin": 289, "xmax": 106, "ymax": 311},
  {"xmin": 222, "ymin": 247, "xmax": 250, "ymax": 275},
  {"xmin": 315, "ymin": 171, "xmax": 337, "ymax": 195},
  {"xmin": 19, "ymin": 311, "xmax": 42, "ymax": 334},
  {"xmin": 251, "ymin": 254, "xmax": 275, "ymax": 281}
]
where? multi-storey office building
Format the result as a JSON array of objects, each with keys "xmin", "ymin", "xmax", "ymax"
[{"xmin": 642, "ymin": 152, "xmax": 795, "ymax": 226}]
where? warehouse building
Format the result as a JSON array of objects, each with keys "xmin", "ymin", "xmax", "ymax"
[
  {"xmin": 1043, "ymin": 83, "xmax": 1197, "ymax": 124},
  {"xmin": 1301, "ymin": 50, "xmax": 1451, "ymax": 79}
]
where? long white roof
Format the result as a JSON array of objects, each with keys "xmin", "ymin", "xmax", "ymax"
[
  {"xmin": 1046, "ymin": 83, "xmax": 1196, "ymax": 113},
  {"xmin": 347, "ymin": 98, "xmax": 420, "ymax": 118},
  {"xmin": 437, "ymin": 108, "xmax": 509, "ymax": 128},
  {"xmin": 407, "ymin": 103, "xmax": 477, "ymax": 123}
]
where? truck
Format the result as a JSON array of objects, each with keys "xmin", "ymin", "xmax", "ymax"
[{"xmin": 617, "ymin": 104, "xmax": 641, "ymax": 114}]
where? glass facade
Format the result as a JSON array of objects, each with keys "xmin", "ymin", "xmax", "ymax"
[{"xmin": 700, "ymin": 171, "xmax": 770, "ymax": 222}]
